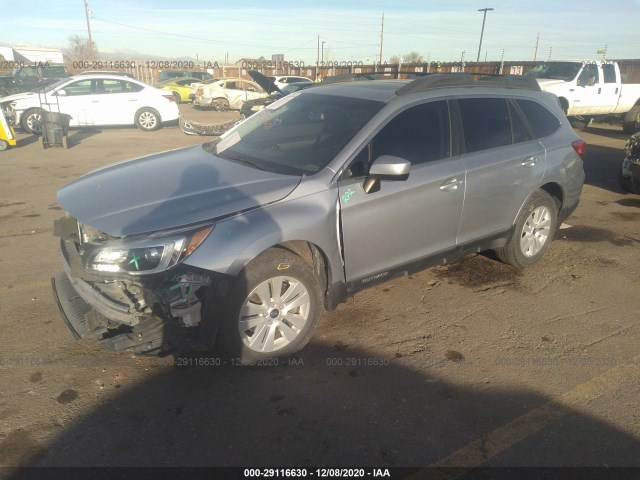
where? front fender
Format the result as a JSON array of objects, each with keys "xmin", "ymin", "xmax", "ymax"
[{"xmin": 183, "ymin": 189, "xmax": 344, "ymax": 283}]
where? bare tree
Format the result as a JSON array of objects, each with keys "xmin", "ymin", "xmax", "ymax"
[
  {"xmin": 402, "ymin": 51, "xmax": 424, "ymax": 64},
  {"xmin": 388, "ymin": 54, "xmax": 401, "ymax": 64},
  {"xmin": 68, "ymin": 35, "xmax": 97, "ymax": 61}
]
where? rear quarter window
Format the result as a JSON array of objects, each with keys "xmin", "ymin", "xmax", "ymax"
[{"xmin": 516, "ymin": 99, "xmax": 561, "ymax": 138}]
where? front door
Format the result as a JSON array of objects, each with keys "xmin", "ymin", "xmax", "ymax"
[{"xmin": 338, "ymin": 100, "xmax": 466, "ymax": 284}]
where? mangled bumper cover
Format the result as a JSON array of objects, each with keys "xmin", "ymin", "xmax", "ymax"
[{"xmin": 179, "ymin": 115, "xmax": 242, "ymax": 136}]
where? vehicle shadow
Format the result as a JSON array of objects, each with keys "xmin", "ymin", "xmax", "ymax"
[
  {"xmin": 67, "ymin": 129, "xmax": 102, "ymax": 148},
  {"xmin": 582, "ymin": 143, "xmax": 626, "ymax": 193},
  {"xmin": 4, "ymin": 343, "xmax": 640, "ymax": 472}
]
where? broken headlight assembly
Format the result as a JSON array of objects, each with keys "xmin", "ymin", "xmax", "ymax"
[{"xmin": 84, "ymin": 224, "xmax": 213, "ymax": 275}]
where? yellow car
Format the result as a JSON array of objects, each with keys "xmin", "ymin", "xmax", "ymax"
[{"xmin": 153, "ymin": 77, "xmax": 201, "ymax": 103}]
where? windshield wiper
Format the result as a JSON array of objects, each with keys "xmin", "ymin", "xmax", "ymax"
[{"xmin": 218, "ymin": 150, "xmax": 267, "ymax": 171}]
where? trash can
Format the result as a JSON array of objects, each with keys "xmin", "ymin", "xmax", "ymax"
[{"xmin": 41, "ymin": 111, "xmax": 71, "ymax": 149}]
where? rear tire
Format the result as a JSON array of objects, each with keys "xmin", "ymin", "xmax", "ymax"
[
  {"xmin": 212, "ymin": 98, "xmax": 230, "ymax": 111},
  {"xmin": 135, "ymin": 108, "xmax": 161, "ymax": 131},
  {"xmin": 219, "ymin": 248, "xmax": 323, "ymax": 365},
  {"xmin": 495, "ymin": 190, "xmax": 558, "ymax": 268},
  {"xmin": 0, "ymin": 139, "xmax": 8, "ymax": 151},
  {"xmin": 623, "ymin": 105, "xmax": 640, "ymax": 134}
]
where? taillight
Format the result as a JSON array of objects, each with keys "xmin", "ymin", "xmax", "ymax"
[
  {"xmin": 162, "ymin": 94, "xmax": 176, "ymax": 103},
  {"xmin": 572, "ymin": 139, "xmax": 586, "ymax": 160}
]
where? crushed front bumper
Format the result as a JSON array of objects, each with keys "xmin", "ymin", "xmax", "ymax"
[{"xmin": 51, "ymin": 271, "xmax": 165, "ymax": 354}]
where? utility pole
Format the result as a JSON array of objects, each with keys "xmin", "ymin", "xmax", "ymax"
[
  {"xmin": 379, "ymin": 12, "xmax": 384, "ymax": 69},
  {"xmin": 533, "ymin": 32, "xmax": 539, "ymax": 61},
  {"xmin": 476, "ymin": 8, "xmax": 493, "ymax": 62},
  {"xmin": 321, "ymin": 41, "xmax": 326, "ymax": 63},
  {"xmin": 316, "ymin": 34, "xmax": 320, "ymax": 80},
  {"xmin": 548, "ymin": 46, "xmax": 552, "ymax": 61},
  {"xmin": 84, "ymin": 0, "xmax": 94, "ymax": 61}
]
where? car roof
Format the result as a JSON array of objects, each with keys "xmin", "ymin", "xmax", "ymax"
[
  {"xmin": 305, "ymin": 80, "xmax": 409, "ymax": 102},
  {"xmin": 67, "ymin": 73, "xmax": 144, "ymax": 82},
  {"xmin": 305, "ymin": 73, "xmax": 542, "ymax": 103}
]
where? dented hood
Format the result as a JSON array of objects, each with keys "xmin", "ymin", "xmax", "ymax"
[{"xmin": 57, "ymin": 144, "xmax": 301, "ymax": 236}]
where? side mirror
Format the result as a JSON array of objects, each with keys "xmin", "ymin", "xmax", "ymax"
[
  {"xmin": 364, "ymin": 155, "xmax": 411, "ymax": 193},
  {"xmin": 369, "ymin": 155, "xmax": 411, "ymax": 177},
  {"xmin": 56, "ymin": 89, "xmax": 67, "ymax": 97}
]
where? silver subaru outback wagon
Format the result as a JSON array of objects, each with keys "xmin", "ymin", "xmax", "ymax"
[{"xmin": 52, "ymin": 74, "xmax": 585, "ymax": 363}]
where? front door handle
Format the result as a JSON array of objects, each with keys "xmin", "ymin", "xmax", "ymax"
[
  {"xmin": 521, "ymin": 156, "xmax": 538, "ymax": 167},
  {"xmin": 440, "ymin": 178, "xmax": 462, "ymax": 191}
]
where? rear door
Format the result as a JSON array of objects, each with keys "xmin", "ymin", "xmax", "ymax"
[
  {"xmin": 338, "ymin": 100, "xmax": 466, "ymax": 283},
  {"xmin": 456, "ymin": 97, "xmax": 545, "ymax": 245}
]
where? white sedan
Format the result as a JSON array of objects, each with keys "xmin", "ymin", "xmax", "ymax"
[{"xmin": 0, "ymin": 74, "xmax": 180, "ymax": 133}]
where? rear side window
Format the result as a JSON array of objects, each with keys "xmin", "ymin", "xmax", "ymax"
[
  {"xmin": 602, "ymin": 64, "xmax": 617, "ymax": 83},
  {"xmin": 515, "ymin": 99, "xmax": 561, "ymax": 138},
  {"xmin": 459, "ymin": 98, "xmax": 511, "ymax": 153}
]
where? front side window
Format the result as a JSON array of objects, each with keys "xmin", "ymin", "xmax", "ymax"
[
  {"xmin": 342, "ymin": 101, "xmax": 450, "ymax": 180},
  {"xmin": 459, "ymin": 98, "xmax": 511, "ymax": 153},
  {"xmin": 64, "ymin": 80, "xmax": 93, "ymax": 96},
  {"xmin": 578, "ymin": 64, "xmax": 598, "ymax": 86}
]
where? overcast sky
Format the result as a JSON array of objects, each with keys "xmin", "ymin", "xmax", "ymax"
[{"xmin": 1, "ymin": 0, "xmax": 639, "ymax": 64}]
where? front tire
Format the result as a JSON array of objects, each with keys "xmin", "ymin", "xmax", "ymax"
[
  {"xmin": 21, "ymin": 108, "xmax": 42, "ymax": 134},
  {"xmin": 135, "ymin": 107, "xmax": 161, "ymax": 131},
  {"xmin": 220, "ymin": 248, "xmax": 323, "ymax": 364},
  {"xmin": 495, "ymin": 190, "xmax": 558, "ymax": 268}
]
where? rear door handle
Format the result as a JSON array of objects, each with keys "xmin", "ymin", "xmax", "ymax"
[
  {"xmin": 440, "ymin": 178, "xmax": 462, "ymax": 191},
  {"xmin": 521, "ymin": 156, "xmax": 538, "ymax": 167}
]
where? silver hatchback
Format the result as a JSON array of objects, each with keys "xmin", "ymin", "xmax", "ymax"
[{"xmin": 52, "ymin": 74, "xmax": 585, "ymax": 363}]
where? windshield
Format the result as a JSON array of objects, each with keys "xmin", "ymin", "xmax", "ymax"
[
  {"xmin": 41, "ymin": 78, "xmax": 70, "ymax": 93},
  {"xmin": 208, "ymin": 92, "xmax": 384, "ymax": 175},
  {"xmin": 525, "ymin": 62, "xmax": 582, "ymax": 81}
]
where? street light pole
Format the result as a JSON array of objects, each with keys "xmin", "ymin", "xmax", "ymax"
[{"xmin": 476, "ymin": 7, "xmax": 493, "ymax": 62}]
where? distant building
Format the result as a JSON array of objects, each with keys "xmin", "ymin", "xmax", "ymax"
[{"xmin": 0, "ymin": 45, "xmax": 64, "ymax": 64}]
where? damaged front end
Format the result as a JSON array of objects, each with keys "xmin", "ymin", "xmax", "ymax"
[{"xmin": 51, "ymin": 216, "xmax": 228, "ymax": 354}]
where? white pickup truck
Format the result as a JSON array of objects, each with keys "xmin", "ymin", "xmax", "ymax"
[{"xmin": 524, "ymin": 61, "xmax": 640, "ymax": 133}]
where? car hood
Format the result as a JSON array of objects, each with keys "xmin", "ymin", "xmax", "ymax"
[
  {"xmin": 57, "ymin": 144, "xmax": 301, "ymax": 237},
  {"xmin": 533, "ymin": 78, "xmax": 568, "ymax": 88},
  {"xmin": 248, "ymin": 70, "xmax": 281, "ymax": 95},
  {"xmin": 0, "ymin": 91, "xmax": 37, "ymax": 103}
]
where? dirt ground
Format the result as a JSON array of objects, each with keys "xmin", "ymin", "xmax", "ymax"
[{"xmin": 0, "ymin": 105, "xmax": 639, "ymax": 474}]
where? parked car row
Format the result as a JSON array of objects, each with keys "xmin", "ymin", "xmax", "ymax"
[
  {"xmin": 0, "ymin": 70, "xmax": 315, "ymax": 134},
  {"xmin": 0, "ymin": 73, "xmax": 181, "ymax": 133}
]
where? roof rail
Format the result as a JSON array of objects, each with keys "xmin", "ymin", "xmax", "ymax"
[{"xmin": 396, "ymin": 73, "xmax": 541, "ymax": 95}]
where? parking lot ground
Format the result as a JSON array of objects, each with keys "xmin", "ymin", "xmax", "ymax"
[{"xmin": 0, "ymin": 114, "xmax": 638, "ymax": 471}]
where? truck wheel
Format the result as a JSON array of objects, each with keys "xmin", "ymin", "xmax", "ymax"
[
  {"xmin": 0, "ymin": 139, "xmax": 8, "ymax": 151},
  {"xmin": 220, "ymin": 248, "xmax": 323, "ymax": 364},
  {"xmin": 495, "ymin": 190, "xmax": 558, "ymax": 268},
  {"xmin": 623, "ymin": 105, "xmax": 640, "ymax": 134},
  {"xmin": 21, "ymin": 108, "xmax": 42, "ymax": 134}
]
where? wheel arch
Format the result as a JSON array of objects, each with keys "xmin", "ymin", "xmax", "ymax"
[{"xmin": 253, "ymin": 240, "xmax": 332, "ymax": 308}]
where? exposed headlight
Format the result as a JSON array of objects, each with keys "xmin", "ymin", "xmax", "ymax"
[{"xmin": 85, "ymin": 225, "xmax": 212, "ymax": 275}]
